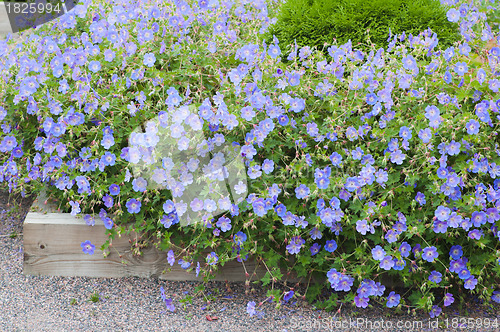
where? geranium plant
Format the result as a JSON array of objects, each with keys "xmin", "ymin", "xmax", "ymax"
[{"xmin": 1, "ymin": 0, "xmax": 500, "ymax": 316}]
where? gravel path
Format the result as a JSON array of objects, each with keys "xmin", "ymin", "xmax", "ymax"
[{"xmin": 1, "ymin": 190, "xmax": 500, "ymax": 332}]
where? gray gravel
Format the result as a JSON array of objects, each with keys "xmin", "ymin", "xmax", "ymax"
[{"xmin": 1, "ymin": 190, "xmax": 500, "ymax": 332}]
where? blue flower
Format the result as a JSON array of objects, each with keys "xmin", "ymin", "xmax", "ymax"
[
  {"xmin": 345, "ymin": 176, "xmax": 359, "ymax": 192},
  {"xmin": 444, "ymin": 293, "xmax": 454, "ymax": 306},
  {"xmin": 268, "ymin": 44, "xmax": 281, "ymax": 59},
  {"xmin": 247, "ymin": 301, "xmax": 257, "ymax": 317},
  {"xmin": 477, "ymin": 68, "xmax": 487, "ymax": 85},
  {"xmin": 234, "ymin": 231, "xmax": 247, "ymax": 246},
  {"xmin": 290, "ymin": 98, "xmax": 305, "ymax": 113},
  {"xmin": 365, "ymin": 93, "xmax": 378, "ymax": 105},
  {"xmin": 446, "ymin": 8, "xmax": 460, "ymax": 22},
  {"xmin": 101, "ymin": 152, "xmax": 116, "ymax": 166},
  {"xmin": 334, "ymin": 275, "xmax": 354, "ymax": 292},
  {"xmin": 324, "ymin": 240, "xmax": 337, "ymax": 253},
  {"xmin": 252, "ymin": 199, "xmax": 267, "ymax": 217},
  {"xmin": 213, "ymin": 20, "xmax": 226, "ymax": 35},
  {"xmin": 274, "ymin": 204, "xmax": 287, "ymax": 218},
  {"xmin": 1, "ymin": 136, "xmax": 17, "ymax": 152},
  {"xmin": 310, "ymin": 243, "xmax": 321, "ymax": 256},
  {"xmin": 330, "ymin": 152, "xmax": 343, "ymax": 167},
  {"xmin": 102, "ymin": 217, "xmax": 113, "ymax": 229},
  {"xmin": 429, "ymin": 305, "xmax": 442, "ymax": 318},
  {"xmin": 471, "ymin": 211, "xmax": 487, "ymax": 227},
  {"xmin": 356, "ymin": 281, "xmax": 373, "ymax": 298},
  {"xmin": 88, "ymin": 60, "xmax": 101, "ymax": 73},
  {"xmin": 109, "ymin": 184, "xmax": 120, "ymax": 196},
  {"xmin": 283, "ymin": 290, "xmax": 294, "ymax": 302},
  {"xmin": 69, "ymin": 200, "xmax": 81, "ymax": 216},
  {"xmin": 446, "ymin": 141, "xmax": 461, "ymax": 156},
  {"xmin": 380, "ymin": 256, "xmax": 394, "ymax": 270},
  {"xmin": 453, "ymin": 62, "xmax": 468, "ymax": 76},
  {"xmin": 216, "ymin": 216, "xmax": 232, "ymax": 232},
  {"xmin": 178, "ymin": 259, "xmax": 191, "ymax": 269},
  {"xmin": 415, "ymin": 192, "xmax": 426, "ymax": 205},
  {"xmin": 102, "ymin": 195, "xmax": 113, "ymax": 208},
  {"xmin": 286, "ymin": 71, "xmax": 301, "ymax": 86},
  {"xmin": 356, "ymin": 219, "xmax": 369, "ymax": 235},
  {"xmin": 491, "ymin": 292, "xmax": 500, "ymax": 304},
  {"xmin": 104, "ymin": 49, "xmax": 115, "ymax": 62},
  {"xmin": 450, "ymin": 258, "xmax": 467, "ymax": 273},
  {"xmin": 425, "ymin": 105, "xmax": 440, "ymax": 120},
  {"xmin": 390, "ymin": 149, "xmax": 406, "ymax": 165},
  {"xmin": 399, "ymin": 126, "xmax": 412, "ymax": 140},
  {"xmin": 458, "ymin": 268, "xmax": 471, "ymax": 280},
  {"xmin": 295, "ymin": 184, "xmax": 310, "ymax": 199},
  {"xmin": 101, "ymin": 134, "xmax": 115, "ymax": 149},
  {"xmin": 488, "ymin": 78, "xmax": 500, "ymax": 93},
  {"xmin": 375, "ymin": 169, "xmax": 388, "ymax": 186},
  {"xmin": 143, "ymin": 53, "xmax": 156, "ymax": 68},
  {"xmin": 286, "ymin": 236, "xmax": 305, "ymax": 255},
  {"xmin": 372, "ymin": 245, "xmax": 385, "ymax": 261},
  {"xmin": 422, "ymin": 246, "xmax": 439, "ymax": 262},
  {"xmin": 126, "ymin": 198, "xmax": 141, "ymax": 214},
  {"xmin": 262, "ymin": 159, "xmax": 274, "ymax": 174},
  {"xmin": 354, "ymin": 295, "xmax": 369, "ymax": 308},
  {"xmin": 385, "ymin": 229, "xmax": 398, "ymax": 243},
  {"xmin": 19, "ymin": 77, "xmax": 39, "ymax": 96},
  {"xmin": 444, "ymin": 47, "xmax": 455, "ymax": 62},
  {"xmin": 164, "ymin": 297, "xmax": 175, "ymax": 312},
  {"xmin": 393, "ymin": 258, "xmax": 406, "ymax": 270},
  {"xmin": 435, "ymin": 205, "xmax": 451, "ymax": 221},
  {"xmin": 433, "ymin": 218, "xmax": 448, "ymax": 233},
  {"xmin": 196, "ymin": 262, "xmax": 201, "ymax": 277},
  {"xmin": 167, "ymin": 250, "xmax": 175, "ymax": 266},
  {"xmin": 81, "ymin": 240, "xmax": 95, "ymax": 255},
  {"xmin": 132, "ymin": 177, "xmax": 148, "ymax": 192},
  {"xmin": 278, "ymin": 114, "xmax": 289, "ymax": 126},
  {"xmin": 84, "ymin": 215, "xmax": 95, "ymax": 226},
  {"xmin": 345, "ymin": 126, "xmax": 359, "ymax": 141},
  {"xmin": 402, "ymin": 55, "xmax": 417, "ymax": 71},
  {"xmin": 327, "ymin": 268, "xmax": 341, "ymax": 286},
  {"xmin": 206, "ymin": 252, "xmax": 218, "ymax": 265},
  {"xmin": 468, "ymin": 229, "xmax": 483, "ymax": 240},
  {"xmin": 429, "ymin": 271, "xmax": 442, "ymax": 283},
  {"xmin": 464, "ymin": 276, "xmax": 478, "ymax": 290},
  {"xmin": 351, "ymin": 147, "xmax": 364, "ymax": 160},
  {"xmin": 465, "ymin": 119, "xmax": 480, "ymax": 135}
]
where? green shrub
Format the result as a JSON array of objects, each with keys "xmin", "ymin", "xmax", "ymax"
[{"xmin": 266, "ymin": 0, "xmax": 461, "ymax": 53}]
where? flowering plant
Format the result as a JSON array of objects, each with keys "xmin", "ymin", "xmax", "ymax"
[{"xmin": 1, "ymin": 0, "xmax": 500, "ymax": 315}]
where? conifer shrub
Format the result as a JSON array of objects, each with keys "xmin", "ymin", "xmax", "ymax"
[{"xmin": 266, "ymin": 0, "xmax": 461, "ymax": 53}]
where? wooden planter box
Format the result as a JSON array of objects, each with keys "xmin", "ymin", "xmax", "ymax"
[{"xmin": 23, "ymin": 194, "xmax": 297, "ymax": 282}]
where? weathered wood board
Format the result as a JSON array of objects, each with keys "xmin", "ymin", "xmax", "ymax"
[{"xmin": 23, "ymin": 211, "xmax": 276, "ymax": 281}]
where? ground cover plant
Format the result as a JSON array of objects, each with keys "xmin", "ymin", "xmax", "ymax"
[{"xmin": 1, "ymin": 0, "xmax": 500, "ymax": 318}]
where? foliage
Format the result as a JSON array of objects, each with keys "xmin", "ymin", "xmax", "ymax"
[
  {"xmin": 265, "ymin": 0, "xmax": 461, "ymax": 53},
  {"xmin": 1, "ymin": 0, "xmax": 500, "ymax": 317},
  {"xmin": 88, "ymin": 292, "xmax": 100, "ymax": 303}
]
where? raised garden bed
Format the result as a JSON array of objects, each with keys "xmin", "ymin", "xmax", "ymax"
[{"xmin": 23, "ymin": 194, "xmax": 274, "ymax": 282}]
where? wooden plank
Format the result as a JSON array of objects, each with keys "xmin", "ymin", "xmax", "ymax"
[{"xmin": 23, "ymin": 211, "xmax": 297, "ymax": 282}]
